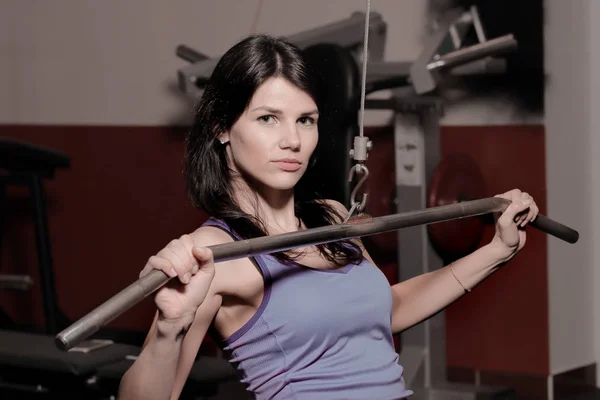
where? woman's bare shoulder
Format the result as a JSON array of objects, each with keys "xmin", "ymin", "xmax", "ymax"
[
  {"xmin": 188, "ymin": 223, "xmax": 259, "ymax": 296},
  {"xmin": 189, "ymin": 224, "xmax": 236, "ymax": 246}
]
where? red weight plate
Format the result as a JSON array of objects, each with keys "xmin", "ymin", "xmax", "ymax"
[{"xmin": 426, "ymin": 153, "xmax": 487, "ymax": 262}]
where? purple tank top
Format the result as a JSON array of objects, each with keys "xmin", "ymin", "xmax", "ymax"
[{"xmin": 204, "ymin": 218, "xmax": 413, "ymax": 399}]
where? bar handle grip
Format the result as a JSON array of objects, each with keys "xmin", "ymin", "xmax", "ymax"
[
  {"xmin": 483, "ymin": 198, "xmax": 578, "ymax": 244},
  {"xmin": 531, "ymin": 214, "xmax": 578, "ymax": 244}
]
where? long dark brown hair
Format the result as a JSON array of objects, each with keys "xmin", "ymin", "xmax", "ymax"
[{"xmin": 184, "ymin": 34, "xmax": 362, "ymax": 266}]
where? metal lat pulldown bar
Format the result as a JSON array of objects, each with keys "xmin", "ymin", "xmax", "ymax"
[{"xmin": 55, "ymin": 197, "xmax": 578, "ymax": 351}]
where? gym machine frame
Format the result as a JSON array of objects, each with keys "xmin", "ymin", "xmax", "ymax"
[
  {"xmin": 175, "ymin": 12, "xmax": 388, "ymax": 96},
  {"xmin": 364, "ymin": 6, "xmax": 525, "ymax": 399}
]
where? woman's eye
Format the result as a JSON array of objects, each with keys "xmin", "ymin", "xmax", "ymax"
[
  {"xmin": 298, "ymin": 116, "xmax": 315, "ymax": 126},
  {"xmin": 258, "ymin": 115, "xmax": 276, "ymax": 124}
]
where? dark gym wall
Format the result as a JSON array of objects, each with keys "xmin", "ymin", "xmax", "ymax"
[
  {"xmin": 441, "ymin": 126, "xmax": 549, "ymax": 376},
  {"xmin": 0, "ymin": 127, "xmax": 201, "ymax": 332}
]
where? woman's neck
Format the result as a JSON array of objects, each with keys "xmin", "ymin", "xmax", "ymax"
[{"xmin": 232, "ymin": 179, "xmax": 299, "ymax": 235}]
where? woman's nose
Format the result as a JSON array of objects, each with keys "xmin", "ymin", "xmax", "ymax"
[{"xmin": 279, "ymin": 124, "xmax": 301, "ymax": 150}]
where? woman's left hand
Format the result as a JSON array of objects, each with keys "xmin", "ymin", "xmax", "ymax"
[{"xmin": 490, "ymin": 188, "xmax": 539, "ymax": 262}]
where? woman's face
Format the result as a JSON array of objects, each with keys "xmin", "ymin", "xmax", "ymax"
[{"xmin": 221, "ymin": 77, "xmax": 319, "ymax": 193}]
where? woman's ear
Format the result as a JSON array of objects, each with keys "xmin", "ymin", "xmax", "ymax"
[{"xmin": 217, "ymin": 132, "xmax": 230, "ymax": 145}]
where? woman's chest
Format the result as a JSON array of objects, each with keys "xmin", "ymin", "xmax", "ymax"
[{"xmin": 264, "ymin": 260, "xmax": 394, "ymax": 346}]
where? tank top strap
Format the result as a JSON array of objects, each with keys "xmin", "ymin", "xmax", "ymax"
[
  {"xmin": 200, "ymin": 217, "xmax": 275, "ymax": 280},
  {"xmin": 201, "ymin": 217, "xmax": 276, "ymax": 346},
  {"xmin": 201, "ymin": 217, "xmax": 244, "ymax": 241}
]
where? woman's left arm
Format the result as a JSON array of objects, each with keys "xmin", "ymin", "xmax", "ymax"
[
  {"xmin": 388, "ymin": 241, "xmax": 506, "ymax": 334},
  {"xmin": 387, "ymin": 188, "xmax": 539, "ymax": 334}
]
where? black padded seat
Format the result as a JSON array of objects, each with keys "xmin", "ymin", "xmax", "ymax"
[
  {"xmin": 0, "ymin": 329, "xmax": 138, "ymax": 376},
  {"xmin": 0, "ymin": 329, "xmax": 138, "ymax": 399}
]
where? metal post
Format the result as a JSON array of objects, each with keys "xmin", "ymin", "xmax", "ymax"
[
  {"xmin": 392, "ymin": 95, "xmax": 444, "ymax": 398},
  {"xmin": 0, "ymin": 180, "xmax": 5, "ymax": 268},
  {"xmin": 29, "ymin": 174, "xmax": 60, "ymax": 334},
  {"xmin": 419, "ymin": 103, "xmax": 446, "ymax": 390}
]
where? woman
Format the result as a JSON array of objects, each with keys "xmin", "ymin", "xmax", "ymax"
[{"xmin": 118, "ymin": 35, "xmax": 539, "ymax": 400}]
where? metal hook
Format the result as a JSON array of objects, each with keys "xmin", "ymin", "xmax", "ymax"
[{"xmin": 348, "ymin": 163, "xmax": 370, "ymax": 214}]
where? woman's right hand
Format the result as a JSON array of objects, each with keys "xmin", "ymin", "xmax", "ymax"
[{"xmin": 139, "ymin": 234, "xmax": 216, "ymax": 328}]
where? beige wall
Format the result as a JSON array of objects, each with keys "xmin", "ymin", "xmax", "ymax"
[
  {"xmin": 0, "ymin": 0, "xmax": 420, "ymax": 126},
  {"xmin": 544, "ymin": 0, "xmax": 596, "ymax": 379},
  {"xmin": 589, "ymin": 0, "xmax": 600, "ymax": 386},
  {"xmin": 0, "ymin": 0, "xmax": 537, "ymax": 126}
]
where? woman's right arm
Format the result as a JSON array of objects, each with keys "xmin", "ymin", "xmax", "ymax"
[
  {"xmin": 118, "ymin": 294, "xmax": 222, "ymax": 400},
  {"xmin": 118, "ymin": 230, "xmax": 226, "ymax": 400}
]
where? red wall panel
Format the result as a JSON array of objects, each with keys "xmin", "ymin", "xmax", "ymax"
[
  {"xmin": 442, "ymin": 125, "xmax": 549, "ymax": 376},
  {"xmin": 1, "ymin": 126, "xmax": 205, "ymax": 333}
]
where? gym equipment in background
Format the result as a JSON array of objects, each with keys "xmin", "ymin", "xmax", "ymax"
[
  {"xmin": 0, "ymin": 138, "xmax": 71, "ymax": 334},
  {"xmin": 0, "ymin": 140, "xmax": 248, "ymax": 397}
]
